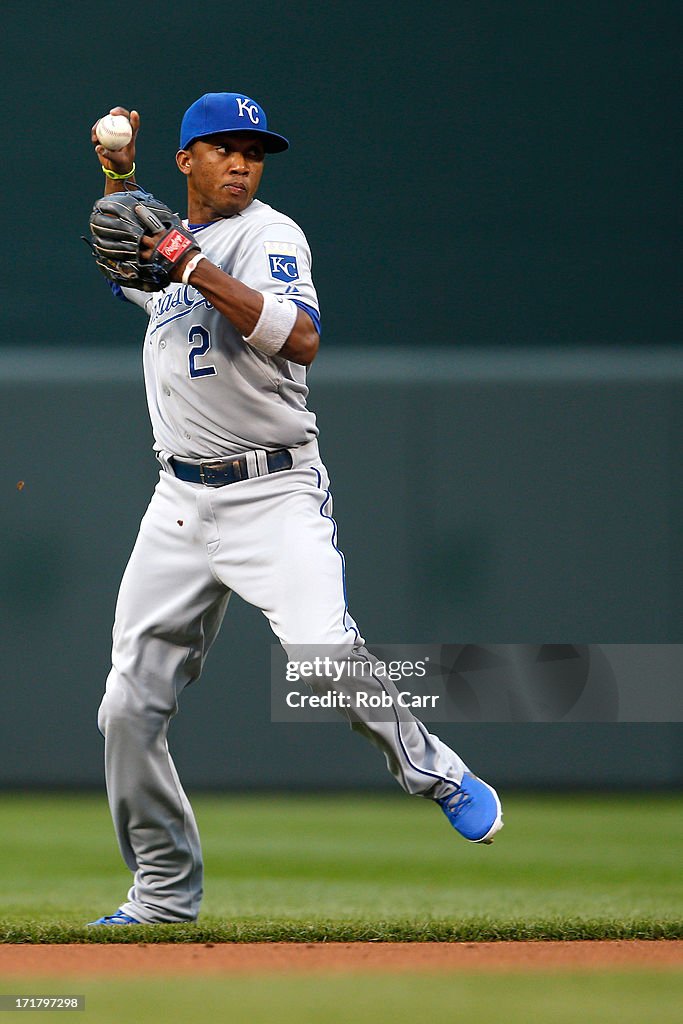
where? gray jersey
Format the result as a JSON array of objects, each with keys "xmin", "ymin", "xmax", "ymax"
[{"xmin": 122, "ymin": 198, "xmax": 320, "ymax": 459}]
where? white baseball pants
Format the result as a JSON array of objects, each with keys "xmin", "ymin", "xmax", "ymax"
[{"xmin": 97, "ymin": 439, "xmax": 469, "ymax": 923}]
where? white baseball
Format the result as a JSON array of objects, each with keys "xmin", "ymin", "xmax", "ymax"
[{"xmin": 96, "ymin": 114, "xmax": 133, "ymax": 151}]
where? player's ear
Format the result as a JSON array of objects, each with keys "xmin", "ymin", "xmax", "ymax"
[{"xmin": 176, "ymin": 149, "xmax": 192, "ymax": 176}]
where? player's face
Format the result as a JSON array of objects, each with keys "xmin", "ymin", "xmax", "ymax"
[{"xmin": 177, "ymin": 133, "xmax": 266, "ymax": 221}]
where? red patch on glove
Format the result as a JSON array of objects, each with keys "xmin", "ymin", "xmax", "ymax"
[{"xmin": 157, "ymin": 230, "xmax": 194, "ymax": 263}]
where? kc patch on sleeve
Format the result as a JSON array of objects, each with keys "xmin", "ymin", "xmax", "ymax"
[{"xmin": 264, "ymin": 241, "xmax": 299, "ymax": 283}]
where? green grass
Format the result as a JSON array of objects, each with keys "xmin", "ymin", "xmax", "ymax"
[
  {"xmin": 0, "ymin": 792, "xmax": 681, "ymax": 942},
  {"xmin": 1, "ymin": 974, "xmax": 682, "ymax": 1024}
]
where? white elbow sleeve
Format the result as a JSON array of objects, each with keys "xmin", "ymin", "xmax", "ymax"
[{"xmin": 243, "ymin": 292, "xmax": 298, "ymax": 356}]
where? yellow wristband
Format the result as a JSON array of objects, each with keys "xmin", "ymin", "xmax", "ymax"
[{"xmin": 102, "ymin": 162, "xmax": 136, "ymax": 181}]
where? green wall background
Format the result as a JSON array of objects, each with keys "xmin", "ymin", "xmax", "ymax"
[
  {"xmin": 2, "ymin": 1, "xmax": 678, "ymax": 350},
  {"xmin": 2, "ymin": 349, "xmax": 682, "ymax": 788}
]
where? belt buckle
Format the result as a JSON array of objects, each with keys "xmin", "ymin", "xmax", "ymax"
[{"xmin": 198, "ymin": 460, "xmax": 226, "ymax": 487}]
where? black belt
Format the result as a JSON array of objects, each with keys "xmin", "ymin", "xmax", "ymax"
[{"xmin": 169, "ymin": 449, "xmax": 293, "ymax": 487}]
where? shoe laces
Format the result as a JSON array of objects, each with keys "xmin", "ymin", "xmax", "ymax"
[{"xmin": 440, "ymin": 786, "xmax": 472, "ymax": 819}]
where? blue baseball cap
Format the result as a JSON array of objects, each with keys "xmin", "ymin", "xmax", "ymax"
[{"xmin": 180, "ymin": 92, "xmax": 289, "ymax": 153}]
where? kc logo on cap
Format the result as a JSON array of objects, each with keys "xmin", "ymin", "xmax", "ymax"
[{"xmin": 235, "ymin": 97, "xmax": 261, "ymax": 125}]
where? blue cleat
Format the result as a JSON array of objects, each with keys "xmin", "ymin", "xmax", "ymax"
[
  {"xmin": 436, "ymin": 772, "xmax": 503, "ymax": 844},
  {"xmin": 87, "ymin": 909, "xmax": 140, "ymax": 926}
]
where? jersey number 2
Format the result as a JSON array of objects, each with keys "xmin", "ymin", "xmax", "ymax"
[{"xmin": 188, "ymin": 326, "xmax": 217, "ymax": 379}]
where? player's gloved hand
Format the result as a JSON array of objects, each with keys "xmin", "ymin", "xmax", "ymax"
[{"xmin": 87, "ymin": 189, "xmax": 201, "ymax": 291}]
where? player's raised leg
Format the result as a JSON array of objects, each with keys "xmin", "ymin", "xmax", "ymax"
[{"xmin": 206, "ymin": 450, "xmax": 503, "ymax": 844}]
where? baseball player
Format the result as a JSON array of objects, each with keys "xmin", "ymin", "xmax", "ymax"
[{"xmin": 86, "ymin": 93, "xmax": 503, "ymax": 926}]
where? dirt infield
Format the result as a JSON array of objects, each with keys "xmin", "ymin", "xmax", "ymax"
[{"xmin": 0, "ymin": 941, "xmax": 682, "ymax": 976}]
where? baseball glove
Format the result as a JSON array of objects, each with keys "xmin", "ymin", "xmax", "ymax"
[{"xmin": 87, "ymin": 189, "xmax": 200, "ymax": 291}]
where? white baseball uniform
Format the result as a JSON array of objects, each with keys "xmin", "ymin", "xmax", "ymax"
[{"xmin": 97, "ymin": 196, "xmax": 470, "ymax": 923}]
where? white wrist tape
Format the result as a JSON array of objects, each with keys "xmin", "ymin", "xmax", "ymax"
[
  {"xmin": 181, "ymin": 252, "xmax": 207, "ymax": 285},
  {"xmin": 243, "ymin": 292, "xmax": 298, "ymax": 356}
]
